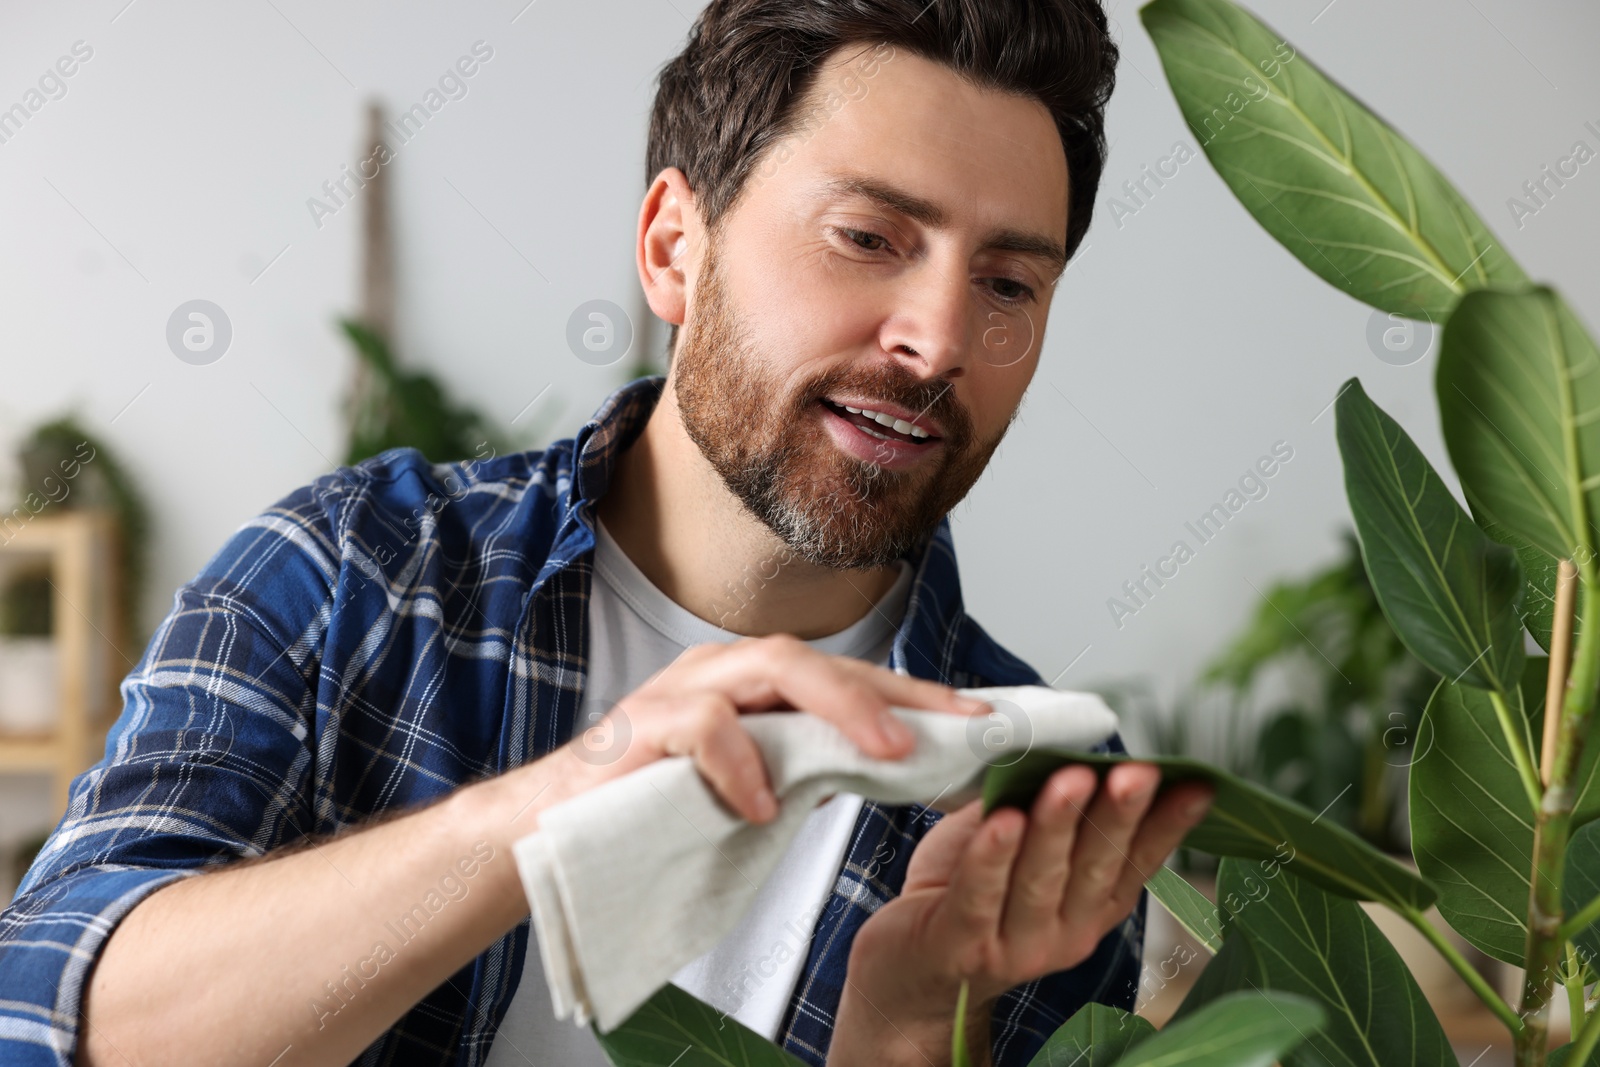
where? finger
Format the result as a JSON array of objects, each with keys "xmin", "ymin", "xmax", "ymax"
[
  {"xmin": 932, "ymin": 807, "xmax": 1026, "ymax": 954},
  {"xmin": 904, "ymin": 799, "xmax": 985, "ymax": 890},
  {"xmin": 694, "ymin": 638, "xmax": 940, "ymax": 759},
  {"xmin": 1106, "ymin": 782, "xmax": 1213, "ymax": 915},
  {"xmin": 999, "ymin": 765, "xmax": 1095, "ymax": 946},
  {"xmin": 657, "ymin": 693, "xmax": 779, "ymax": 823},
  {"xmin": 1059, "ymin": 763, "xmax": 1160, "ymax": 923},
  {"xmin": 840, "ymin": 660, "xmax": 990, "ymax": 716}
]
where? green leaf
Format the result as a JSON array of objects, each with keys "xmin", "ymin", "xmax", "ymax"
[
  {"xmin": 984, "ymin": 752, "xmax": 1436, "ymax": 912},
  {"xmin": 1139, "ymin": 0, "xmax": 1525, "ymax": 318},
  {"xmin": 1108, "ymin": 990, "xmax": 1322, "ymax": 1067},
  {"xmin": 1335, "ymin": 377, "xmax": 1525, "ymax": 693},
  {"xmin": 593, "ymin": 983, "xmax": 807, "ymax": 1067},
  {"xmin": 1411, "ymin": 662, "xmax": 1543, "ymax": 964},
  {"xmin": 1563, "ymin": 820, "xmax": 1600, "ymax": 966},
  {"xmin": 1437, "ymin": 286, "xmax": 1600, "ymax": 566},
  {"xmin": 1212, "ymin": 859, "xmax": 1456, "ymax": 1066},
  {"xmin": 1412, "ymin": 658, "xmax": 1600, "ymax": 965},
  {"xmin": 1478, "ymin": 516, "xmax": 1584, "ymax": 653},
  {"xmin": 1027, "ymin": 1003, "xmax": 1155, "ymax": 1067},
  {"xmin": 1408, "ymin": 680, "xmax": 1534, "ymax": 964},
  {"xmin": 1173, "ymin": 935, "xmax": 1266, "ymax": 1021},
  {"xmin": 1149, "ymin": 866, "xmax": 1224, "ymax": 953}
]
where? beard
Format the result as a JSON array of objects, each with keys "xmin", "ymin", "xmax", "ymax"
[{"xmin": 672, "ymin": 239, "xmax": 1012, "ymax": 570}]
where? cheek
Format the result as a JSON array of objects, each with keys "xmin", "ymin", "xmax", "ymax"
[{"xmin": 740, "ymin": 246, "xmax": 885, "ymax": 366}]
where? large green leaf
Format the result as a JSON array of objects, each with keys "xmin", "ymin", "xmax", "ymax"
[
  {"xmin": 1411, "ymin": 658, "xmax": 1600, "ymax": 965},
  {"xmin": 1149, "ymin": 866, "xmax": 1223, "ymax": 953},
  {"xmin": 1437, "ymin": 286, "xmax": 1600, "ymax": 566},
  {"xmin": 1112, "ymin": 991, "xmax": 1321, "ymax": 1067},
  {"xmin": 594, "ymin": 983, "xmax": 806, "ymax": 1067},
  {"xmin": 1479, "ymin": 516, "xmax": 1585, "ymax": 653},
  {"xmin": 1213, "ymin": 859, "xmax": 1456, "ymax": 1067},
  {"xmin": 984, "ymin": 752, "xmax": 1435, "ymax": 912},
  {"xmin": 1173, "ymin": 934, "xmax": 1266, "ymax": 1027},
  {"xmin": 1139, "ymin": 0, "xmax": 1525, "ymax": 318},
  {"xmin": 1410, "ymin": 666, "xmax": 1542, "ymax": 964},
  {"xmin": 1335, "ymin": 377, "xmax": 1525, "ymax": 693},
  {"xmin": 1026, "ymin": 1003, "xmax": 1155, "ymax": 1066},
  {"xmin": 1563, "ymin": 820, "xmax": 1600, "ymax": 967}
]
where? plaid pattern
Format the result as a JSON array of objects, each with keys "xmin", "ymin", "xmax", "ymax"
[{"xmin": 0, "ymin": 375, "xmax": 1140, "ymax": 1066}]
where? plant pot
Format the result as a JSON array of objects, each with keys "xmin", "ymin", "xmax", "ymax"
[{"xmin": 0, "ymin": 637, "xmax": 59, "ymax": 733}]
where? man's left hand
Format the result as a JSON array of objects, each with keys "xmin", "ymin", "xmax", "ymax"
[{"xmin": 826, "ymin": 762, "xmax": 1213, "ymax": 1067}]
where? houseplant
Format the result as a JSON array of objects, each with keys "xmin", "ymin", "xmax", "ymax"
[
  {"xmin": 592, "ymin": 1, "xmax": 1600, "ymax": 1063},
  {"xmin": 1201, "ymin": 530, "xmax": 1438, "ymax": 852}
]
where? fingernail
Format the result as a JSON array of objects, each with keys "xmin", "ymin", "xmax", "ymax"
[
  {"xmin": 878, "ymin": 710, "xmax": 914, "ymax": 749},
  {"xmin": 753, "ymin": 789, "xmax": 778, "ymax": 821},
  {"xmin": 1124, "ymin": 782, "xmax": 1157, "ymax": 808},
  {"xmin": 1185, "ymin": 797, "xmax": 1211, "ymax": 820}
]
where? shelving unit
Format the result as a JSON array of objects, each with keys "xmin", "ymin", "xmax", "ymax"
[{"xmin": 0, "ymin": 510, "xmax": 125, "ymax": 822}]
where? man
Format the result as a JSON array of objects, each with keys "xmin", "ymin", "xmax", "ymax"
[{"xmin": 0, "ymin": 1, "xmax": 1212, "ymax": 1064}]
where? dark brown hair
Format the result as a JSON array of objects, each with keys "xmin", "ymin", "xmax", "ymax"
[{"xmin": 647, "ymin": 0, "xmax": 1119, "ymax": 353}]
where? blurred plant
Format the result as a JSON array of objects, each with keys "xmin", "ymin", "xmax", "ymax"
[
  {"xmin": 1200, "ymin": 531, "xmax": 1438, "ymax": 852},
  {"xmin": 3, "ymin": 416, "xmax": 150, "ymax": 649},
  {"xmin": 338, "ymin": 318, "xmax": 519, "ymax": 466},
  {"xmin": 0, "ymin": 563, "xmax": 52, "ymax": 637},
  {"xmin": 1096, "ymin": 679, "xmax": 1256, "ymax": 874}
]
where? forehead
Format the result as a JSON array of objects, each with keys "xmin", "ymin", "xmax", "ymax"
[{"xmin": 755, "ymin": 43, "xmax": 1070, "ymax": 244}]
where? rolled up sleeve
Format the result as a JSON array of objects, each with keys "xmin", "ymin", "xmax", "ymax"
[{"xmin": 0, "ymin": 481, "xmax": 342, "ymax": 1066}]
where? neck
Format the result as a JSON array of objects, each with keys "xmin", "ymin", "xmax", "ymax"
[{"xmin": 595, "ymin": 382, "xmax": 902, "ymax": 639}]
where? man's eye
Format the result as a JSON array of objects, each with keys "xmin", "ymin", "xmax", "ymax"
[
  {"xmin": 839, "ymin": 227, "xmax": 891, "ymax": 252},
  {"xmin": 989, "ymin": 277, "xmax": 1035, "ymax": 304}
]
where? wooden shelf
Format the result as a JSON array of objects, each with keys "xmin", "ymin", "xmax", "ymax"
[{"xmin": 0, "ymin": 510, "xmax": 125, "ymax": 822}]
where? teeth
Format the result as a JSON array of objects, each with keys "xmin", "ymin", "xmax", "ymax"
[{"xmin": 832, "ymin": 402, "xmax": 932, "ymax": 440}]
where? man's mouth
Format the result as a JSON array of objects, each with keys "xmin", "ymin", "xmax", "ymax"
[{"xmin": 818, "ymin": 399, "xmax": 940, "ymax": 446}]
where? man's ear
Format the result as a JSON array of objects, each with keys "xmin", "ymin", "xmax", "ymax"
[{"xmin": 636, "ymin": 167, "xmax": 702, "ymax": 334}]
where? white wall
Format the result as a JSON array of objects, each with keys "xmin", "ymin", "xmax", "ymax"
[{"xmin": 1, "ymin": 0, "xmax": 1597, "ymax": 857}]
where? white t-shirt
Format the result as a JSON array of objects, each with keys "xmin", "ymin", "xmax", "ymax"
[{"xmin": 484, "ymin": 521, "xmax": 913, "ymax": 1066}]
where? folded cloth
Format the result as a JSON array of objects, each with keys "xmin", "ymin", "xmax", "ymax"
[{"xmin": 510, "ymin": 685, "xmax": 1118, "ymax": 1033}]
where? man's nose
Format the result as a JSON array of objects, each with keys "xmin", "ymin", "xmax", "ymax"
[{"xmin": 877, "ymin": 260, "xmax": 973, "ymax": 381}]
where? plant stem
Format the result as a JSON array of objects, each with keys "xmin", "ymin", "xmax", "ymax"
[
  {"xmin": 1515, "ymin": 572, "xmax": 1600, "ymax": 1067},
  {"xmin": 1563, "ymin": 895, "xmax": 1600, "ymax": 942},
  {"xmin": 1491, "ymin": 688, "xmax": 1545, "ymax": 811},
  {"xmin": 1567, "ymin": 996, "xmax": 1600, "ymax": 1067},
  {"xmin": 1403, "ymin": 907, "xmax": 1523, "ymax": 1035},
  {"xmin": 1568, "ymin": 942, "xmax": 1588, "ymax": 1034}
]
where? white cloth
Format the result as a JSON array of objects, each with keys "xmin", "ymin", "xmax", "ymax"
[
  {"xmin": 484, "ymin": 522, "xmax": 911, "ymax": 1066},
  {"xmin": 514, "ymin": 685, "xmax": 1120, "ymax": 1034}
]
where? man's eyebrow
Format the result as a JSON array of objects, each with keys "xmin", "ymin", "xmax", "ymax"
[{"xmin": 815, "ymin": 172, "xmax": 1068, "ymax": 277}]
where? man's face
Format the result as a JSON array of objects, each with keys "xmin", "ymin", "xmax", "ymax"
[{"xmin": 671, "ymin": 43, "xmax": 1070, "ymax": 570}]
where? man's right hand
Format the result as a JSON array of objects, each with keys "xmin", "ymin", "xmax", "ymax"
[{"xmin": 527, "ymin": 634, "xmax": 987, "ymax": 825}]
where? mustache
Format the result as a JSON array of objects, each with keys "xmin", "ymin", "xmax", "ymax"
[{"xmin": 799, "ymin": 365, "xmax": 974, "ymax": 448}]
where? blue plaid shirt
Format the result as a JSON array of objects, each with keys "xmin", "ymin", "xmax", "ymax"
[{"xmin": 0, "ymin": 375, "xmax": 1140, "ymax": 1066}]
